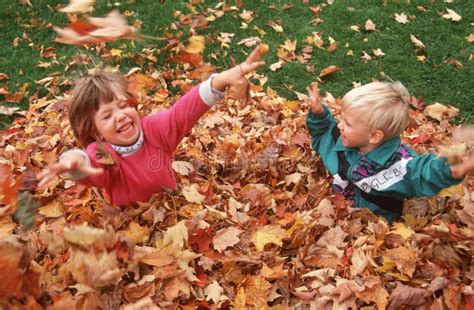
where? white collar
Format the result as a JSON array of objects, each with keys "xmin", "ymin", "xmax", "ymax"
[{"xmin": 108, "ymin": 130, "xmax": 144, "ymax": 157}]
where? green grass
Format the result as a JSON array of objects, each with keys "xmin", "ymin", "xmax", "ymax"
[{"xmin": 1, "ymin": 0, "xmax": 473, "ymax": 129}]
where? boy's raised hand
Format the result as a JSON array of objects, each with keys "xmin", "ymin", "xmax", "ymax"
[
  {"xmin": 451, "ymin": 154, "xmax": 474, "ymax": 179},
  {"xmin": 37, "ymin": 153, "xmax": 103, "ymax": 188},
  {"xmin": 307, "ymin": 82, "xmax": 324, "ymax": 115}
]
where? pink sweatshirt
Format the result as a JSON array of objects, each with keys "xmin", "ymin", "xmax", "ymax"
[{"xmin": 78, "ymin": 85, "xmax": 215, "ymax": 205}]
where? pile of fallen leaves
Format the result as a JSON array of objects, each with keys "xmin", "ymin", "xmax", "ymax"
[{"xmin": 1, "ymin": 1, "xmax": 474, "ymax": 309}]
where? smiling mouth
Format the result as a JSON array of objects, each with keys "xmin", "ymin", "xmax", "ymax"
[{"xmin": 117, "ymin": 122, "xmax": 133, "ymax": 133}]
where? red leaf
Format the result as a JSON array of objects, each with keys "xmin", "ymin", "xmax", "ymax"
[
  {"xmin": 68, "ymin": 19, "xmax": 97, "ymax": 36},
  {"xmin": 188, "ymin": 228, "xmax": 213, "ymax": 253}
]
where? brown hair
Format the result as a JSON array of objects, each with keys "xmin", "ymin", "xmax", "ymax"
[{"xmin": 68, "ymin": 71, "xmax": 132, "ymax": 147}]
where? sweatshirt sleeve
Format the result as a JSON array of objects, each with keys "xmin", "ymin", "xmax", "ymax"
[
  {"xmin": 404, "ymin": 153, "xmax": 463, "ymax": 197},
  {"xmin": 142, "ymin": 85, "xmax": 212, "ymax": 154},
  {"xmin": 306, "ymin": 105, "xmax": 338, "ymax": 154},
  {"xmin": 77, "ymin": 142, "xmax": 119, "ymax": 188}
]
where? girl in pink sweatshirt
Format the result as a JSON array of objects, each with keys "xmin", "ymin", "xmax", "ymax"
[{"xmin": 37, "ymin": 47, "xmax": 264, "ymax": 205}]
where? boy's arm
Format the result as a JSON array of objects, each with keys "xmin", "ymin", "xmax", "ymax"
[
  {"xmin": 404, "ymin": 153, "xmax": 466, "ymax": 197},
  {"xmin": 450, "ymin": 154, "xmax": 474, "ymax": 179}
]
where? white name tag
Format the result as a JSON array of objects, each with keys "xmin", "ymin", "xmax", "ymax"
[{"xmin": 354, "ymin": 158, "xmax": 411, "ymax": 193}]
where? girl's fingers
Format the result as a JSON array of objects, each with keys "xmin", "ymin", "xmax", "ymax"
[{"xmin": 83, "ymin": 166, "xmax": 104, "ymax": 176}]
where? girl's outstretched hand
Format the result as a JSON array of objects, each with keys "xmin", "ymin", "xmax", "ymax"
[
  {"xmin": 307, "ymin": 82, "xmax": 324, "ymax": 115},
  {"xmin": 238, "ymin": 45, "xmax": 266, "ymax": 76},
  {"xmin": 211, "ymin": 46, "xmax": 265, "ymax": 92},
  {"xmin": 37, "ymin": 153, "xmax": 103, "ymax": 188}
]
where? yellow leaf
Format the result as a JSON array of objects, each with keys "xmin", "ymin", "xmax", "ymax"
[
  {"xmin": 110, "ymin": 48, "xmax": 122, "ymax": 58},
  {"xmin": 438, "ymin": 183, "xmax": 465, "ymax": 197},
  {"xmin": 374, "ymin": 257, "xmax": 397, "ymax": 273},
  {"xmin": 162, "ymin": 220, "xmax": 188, "ymax": 249},
  {"xmin": 38, "ymin": 201, "xmax": 64, "ymax": 218},
  {"xmin": 384, "ymin": 246, "xmax": 417, "ymax": 277},
  {"xmin": 185, "ymin": 35, "xmax": 205, "ymax": 54},
  {"xmin": 258, "ymin": 43, "xmax": 269, "ymax": 56},
  {"xmin": 244, "ymin": 275, "xmax": 272, "ymax": 308},
  {"xmin": 390, "ymin": 222, "xmax": 415, "ymax": 240},
  {"xmin": 233, "ymin": 287, "xmax": 247, "ymax": 310},
  {"xmin": 123, "ymin": 221, "xmax": 150, "ymax": 244},
  {"xmin": 251, "ymin": 225, "xmax": 287, "ymax": 251}
]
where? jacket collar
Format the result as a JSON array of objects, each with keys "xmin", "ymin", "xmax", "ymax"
[{"xmin": 334, "ymin": 136, "xmax": 401, "ymax": 165}]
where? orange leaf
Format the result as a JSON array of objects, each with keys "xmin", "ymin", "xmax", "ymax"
[{"xmin": 319, "ymin": 65, "xmax": 340, "ymax": 78}]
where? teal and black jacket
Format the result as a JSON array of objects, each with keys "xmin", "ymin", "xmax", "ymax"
[{"xmin": 306, "ymin": 106, "xmax": 462, "ymax": 222}]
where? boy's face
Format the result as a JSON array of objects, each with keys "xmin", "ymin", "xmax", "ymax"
[
  {"xmin": 337, "ymin": 107, "xmax": 374, "ymax": 154},
  {"xmin": 93, "ymin": 85, "xmax": 141, "ymax": 146}
]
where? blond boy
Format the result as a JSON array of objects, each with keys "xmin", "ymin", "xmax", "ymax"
[{"xmin": 306, "ymin": 81, "xmax": 474, "ymax": 222}]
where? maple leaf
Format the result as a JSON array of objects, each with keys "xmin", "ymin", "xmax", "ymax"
[
  {"xmin": 394, "ymin": 12, "xmax": 409, "ymax": 24},
  {"xmin": 251, "ymin": 224, "xmax": 287, "ymax": 251},
  {"xmin": 58, "ymin": 0, "xmax": 95, "ymax": 13},
  {"xmin": 182, "ymin": 183, "xmax": 205, "ymax": 203},
  {"xmin": 213, "ymin": 226, "xmax": 242, "ymax": 253},
  {"xmin": 390, "ymin": 222, "xmax": 415, "ymax": 240},
  {"xmin": 123, "ymin": 221, "xmax": 150, "ymax": 244},
  {"xmin": 162, "ymin": 220, "xmax": 188, "ymax": 249},
  {"xmin": 204, "ymin": 280, "xmax": 227, "ymax": 304},
  {"xmin": 384, "ymin": 246, "xmax": 417, "ymax": 277},
  {"xmin": 350, "ymin": 248, "xmax": 370, "ymax": 276},
  {"xmin": 442, "ymin": 8, "xmax": 462, "ymax": 22},
  {"xmin": 244, "ymin": 275, "xmax": 272, "ymax": 308}
]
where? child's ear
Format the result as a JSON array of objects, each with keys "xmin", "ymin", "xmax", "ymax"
[{"xmin": 370, "ymin": 129, "xmax": 385, "ymax": 145}]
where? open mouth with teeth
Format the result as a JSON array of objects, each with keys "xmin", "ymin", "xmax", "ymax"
[{"xmin": 118, "ymin": 122, "xmax": 133, "ymax": 133}]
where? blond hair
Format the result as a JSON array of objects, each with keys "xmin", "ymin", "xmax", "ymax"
[
  {"xmin": 342, "ymin": 81, "xmax": 410, "ymax": 140},
  {"xmin": 68, "ymin": 71, "xmax": 132, "ymax": 147}
]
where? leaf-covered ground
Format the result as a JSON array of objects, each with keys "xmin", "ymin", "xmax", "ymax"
[{"xmin": 1, "ymin": 1, "xmax": 474, "ymax": 309}]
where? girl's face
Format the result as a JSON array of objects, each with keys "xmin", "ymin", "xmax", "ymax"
[
  {"xmin": 93, "ymin": 86, "xmax": 141, "ymax": 146},
  {"xmin": 337, "ymin": 107, "xmax": 374, "ymax": 154}
]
